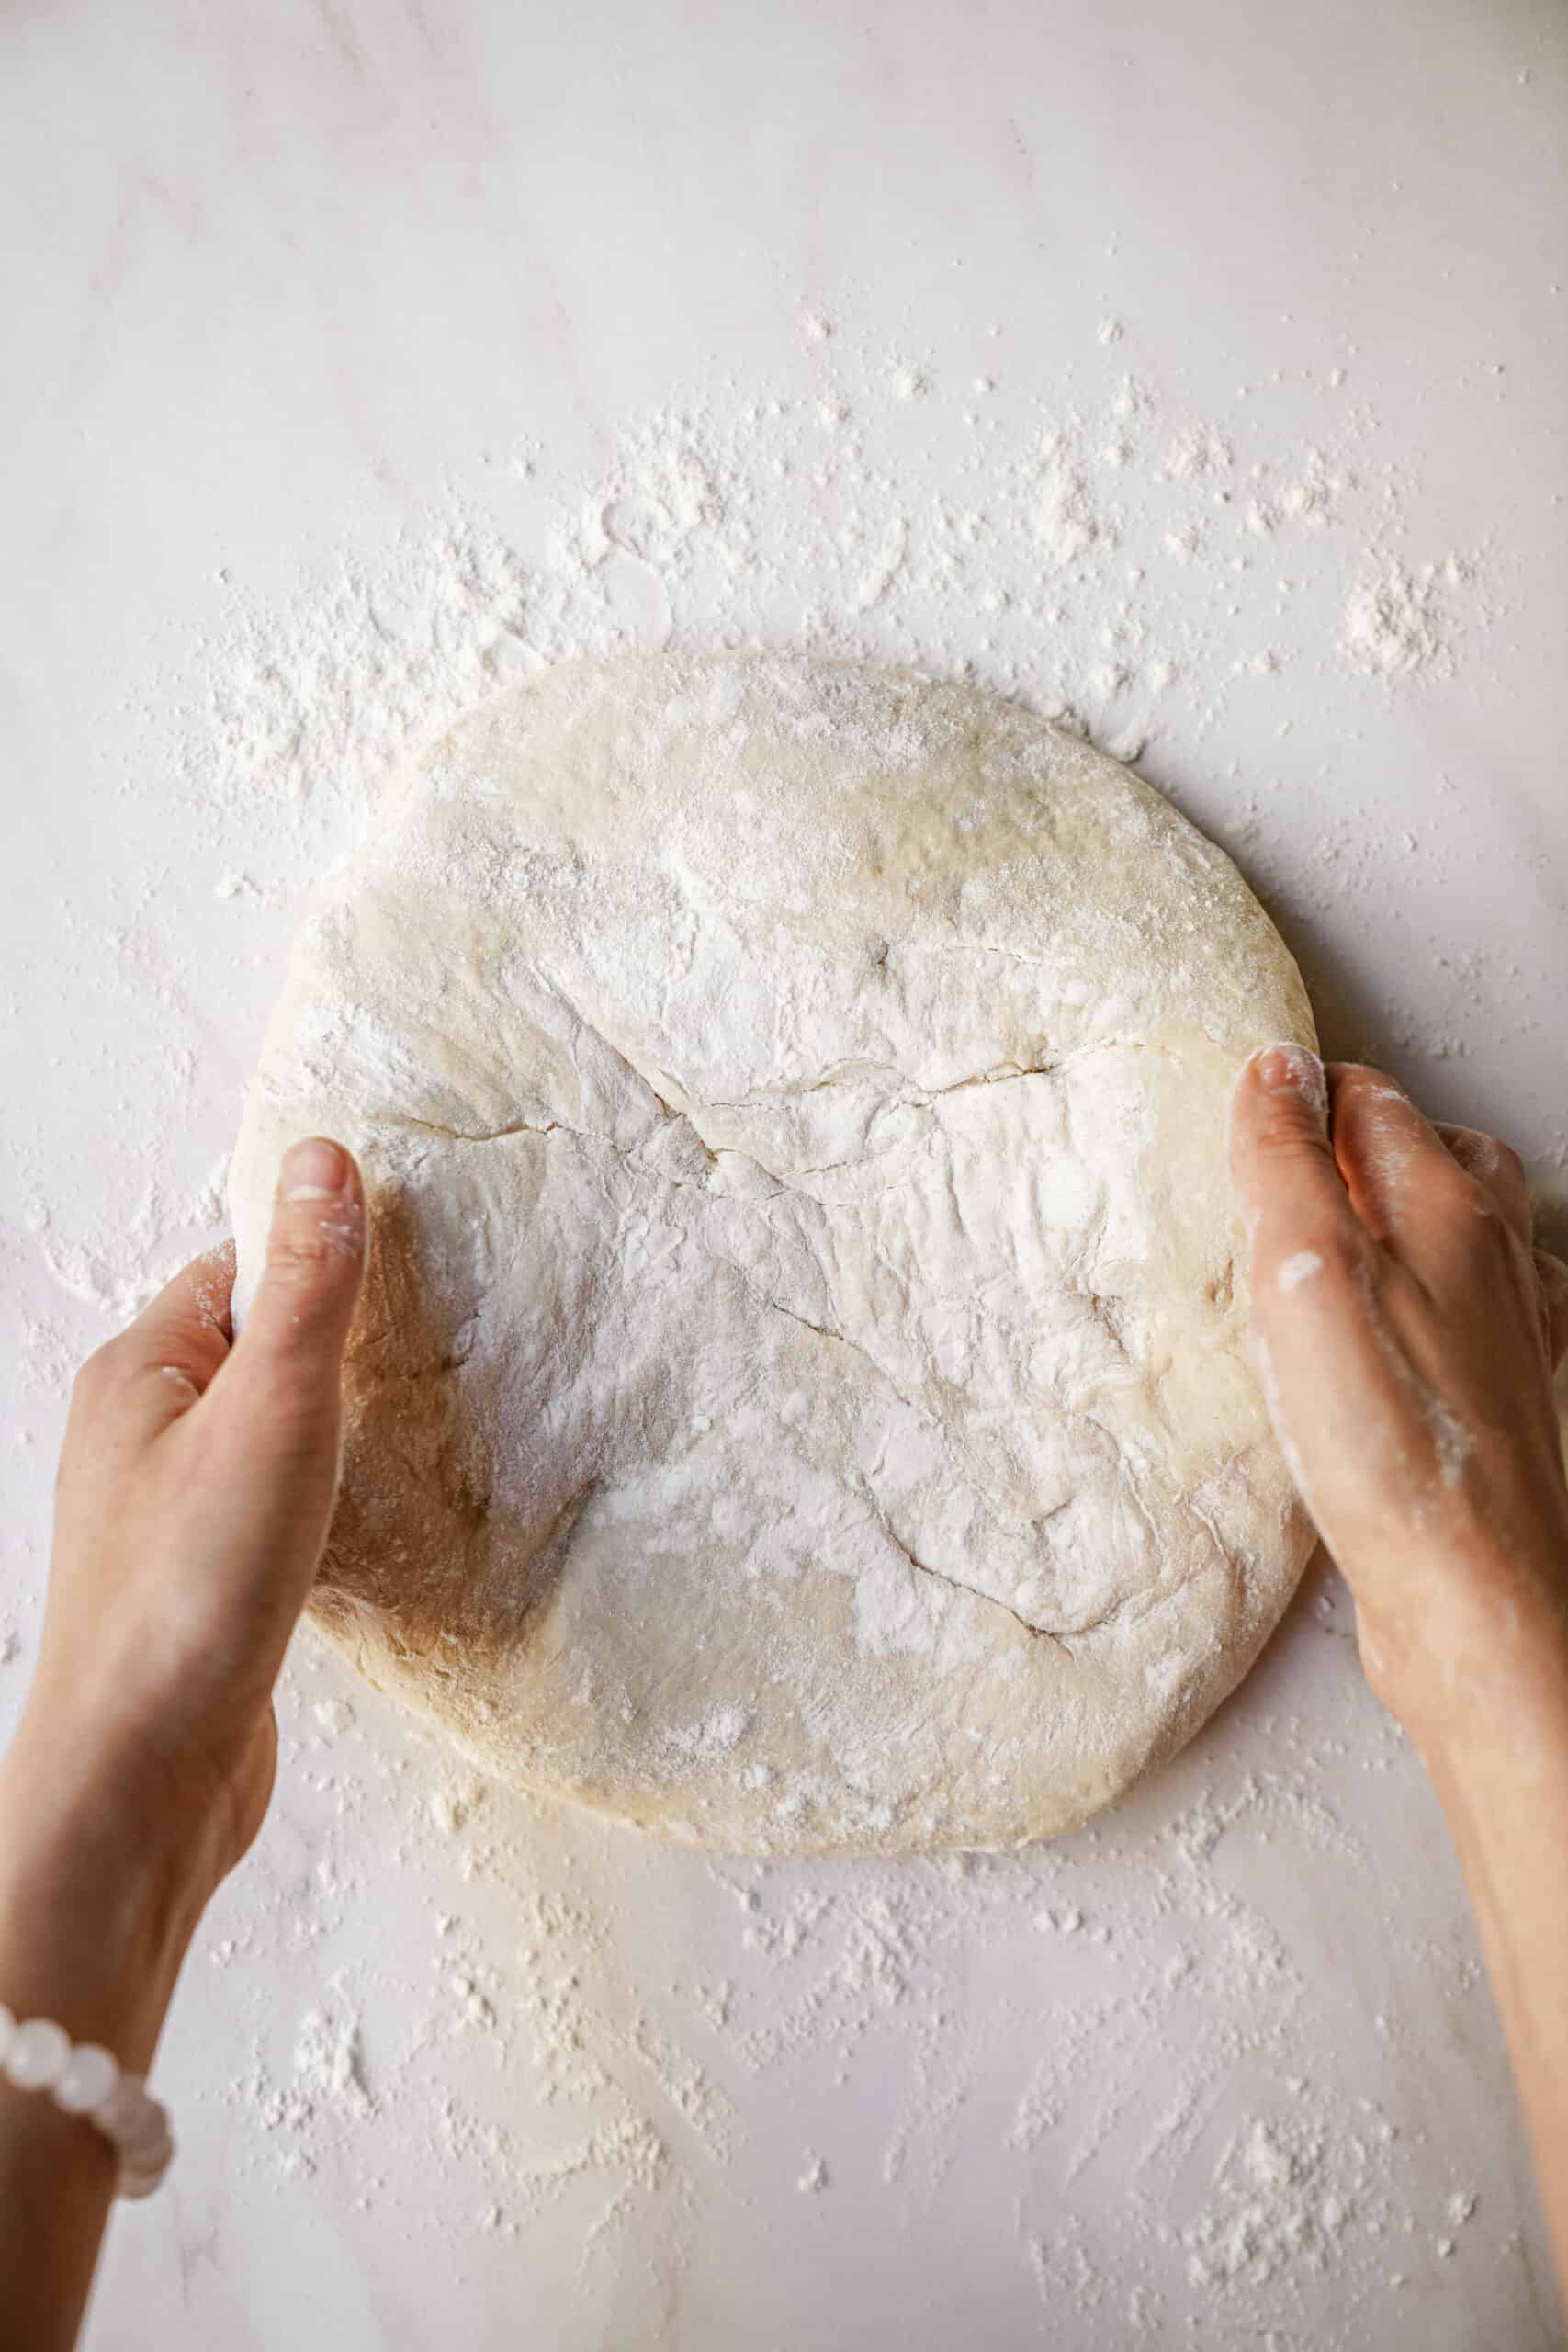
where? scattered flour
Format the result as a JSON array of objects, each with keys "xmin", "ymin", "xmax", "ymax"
[
  {"xmin": 4, "ymin": 294, "xmax": 1532, "ymax": 2346},
  {"xmin": 16, "ymin": 296, "xmax": 1502, "ymax": 1385},
  {"xmin": 183, "ymin": 1587, "xmax": 1528, "ymax": 2341},
  {"xmin": 1341, "ymin": 555, "xmax": 1476, "ymax": 678}
]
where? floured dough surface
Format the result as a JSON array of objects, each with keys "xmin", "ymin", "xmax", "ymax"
[{"xmin": 231, "ymin": 653, "xmax": 1316, "ymax": 1854}]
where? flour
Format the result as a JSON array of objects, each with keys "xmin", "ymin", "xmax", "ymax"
[
  {"xmin": 36, "ymin": 1157, "xmax": 230, "ymax": 1325},
  {"xmin": 0, "ymin": 339, "xmax": 1469, "ymax": 1608},
  {"xmin": 664, "ymin": 1705, "xmax": 753, "ymax": 1765},
  {"xmin": 191, "ymin": 1622, "xmax": 1523, "ymax": 2340},
  {"xmin": 1161, "ymin": 425, "xmax": 1233, "ymax": 482},
  {"xmin": 294, "ymin": 1999, "xmax": 375, "ymax": 2122},
  {"xmin": 152, "ymin": 311, "xmax": 1491, "ymax": 943},
  {"xmin": 193, "ymin": 529, "xmax": 536, "ymax": 815},
  {"xmin": 1179, "ymin": 2111, "xmax": 1354, "ymax": 2289},
  {"xmin": 428, "ymin": 1781, "xmax": 484, "ymax": 1838},
  {"xmin": 1341, "ymin": 556, "xmax": 1475, "ymax": 678},
  {"xmin": 1037, "ymin": 440, "xmax": 1115, "ymax": 567},
  {"xmin": 9, "ymin": 306, "xmax": 1499, "ymax": 1420},
  {"xmin": 225, "ymin": 1980, "xmax": 376, "ymax": 2180},
  {"xmin": 7, "ymin": 291, "xmax": 1529, "ymax": 2342}
]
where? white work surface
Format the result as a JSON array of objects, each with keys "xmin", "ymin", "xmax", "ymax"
[{"xmin": 5, "ymin": 2, "xmax": 1568, "ymax": 2345}]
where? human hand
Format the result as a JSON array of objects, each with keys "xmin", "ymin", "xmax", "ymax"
[
  {"xmin": 1229, "ymin": 1046, "xmax": 1568, "ymax": 1753},
  {"xmin": 1, "ymin": 1138, "xmax": 365, "ymax": 1963},
  {"xmin": 0, "ymin": 1139, "xmax": 363, "ymax": 2351}
]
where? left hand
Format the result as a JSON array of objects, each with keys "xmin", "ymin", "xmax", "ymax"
[
  {"xmin": 3, "ymin": 1136, "xmax": 366, "ymax": 1948},
  {"xmin": 0, "ymin": 1137, "xmax": 365, "ymax": 2352}
]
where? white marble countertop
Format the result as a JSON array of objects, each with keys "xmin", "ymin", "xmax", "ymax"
[{"xmin": 4, "ymin": 1, "xmax": 1567, "ymax": 2345}]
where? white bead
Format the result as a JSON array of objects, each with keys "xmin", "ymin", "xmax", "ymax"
[
  {"xmin": 53, "ymin": 2043, "xmax": 119, "ymax": 2117},
  {"xmin": 3, "ymin": 2018, "xmax": 71, "ymax": 2092},
  {"xmin": 117, "ymin": 2097, "xmax": 168, "ymax": 2156},
  {"xmin": 0, "ymin": 2007, "xmax": 175, "ymax": 2197},
  {"xmin": 118, "ymin": 2129, "xmax": 174, "ymax": 2198},
  {"xmin": 122, "ymin": 2125, "xmax": 172, "ymax": 2173},
  {"xmin": 92, "ymin": 2075, "xmax": 155, "ymax": 2146}
]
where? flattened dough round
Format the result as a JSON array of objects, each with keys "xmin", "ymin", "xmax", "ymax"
[{"xmin": 231, "ymin": 654, "xmax": 1316, "ymax": 1854}]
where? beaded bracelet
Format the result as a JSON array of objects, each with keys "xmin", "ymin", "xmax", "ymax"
[{"xmin": 0, "ymin": 2005, "xmax": 174, "ymax": 2199}]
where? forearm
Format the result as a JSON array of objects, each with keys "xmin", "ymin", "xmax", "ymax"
[
  {"xmin": 0, "ymin": 1739, "xmax": 202, "ymax": 2352},
  {"xmin": 1415, "ymin": 1637, "xmax": 1568, "ymax": 2302}
]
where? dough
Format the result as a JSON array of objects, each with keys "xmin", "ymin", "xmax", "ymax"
[{"xmin": 231, "ymin": 654, "xmax": 1316, "ymax": 1854}]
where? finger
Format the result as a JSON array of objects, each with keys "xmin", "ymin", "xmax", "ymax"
[
  {"xmin": 1323, "ymin": 1064, "xmax": 1459, "ymax": 1248},
  {"xmin": 1535, "ymin": 1249, "xmax": 1568, "ymax": 1370},
  {"xmin": 1434, "ymin": 1122, "xmax": 1532, "ymax": 1248},
  {"xmin": 73, "ymin": 1242, "xmax": 237, "ymax": 1443},
  {"xmin": 1229, "ymin": 1046, "xmax": 1405, "ymax": 1517},
  {"xmin": 210, "ymin": 1138, "xmax": 366, "ymax": 1461},
  {"xmin": 1228, "ymin": 1042, "xmax": 1354, "ymax": 1264},
  {"xmin": 154, "ymin": 1148, "xmax": 364, "ymax": 1689}
]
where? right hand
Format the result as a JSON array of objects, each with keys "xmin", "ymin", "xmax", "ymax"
[{"xmin": 1228, "ymin": 1046, "xmax": 1568, "ymax": 1752}]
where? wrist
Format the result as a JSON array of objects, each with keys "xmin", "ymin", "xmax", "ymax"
[
  {"xmin": 1354, "ymin": 1540, "xmax": 1568, "ymax": 1755},
  {"xmin": 0, "ymin": 1724, "xmax": 210, "ymax": 2075},
  {"xmin": 0, "ymin": 1736, "xmax": 197, "ymax": 2352},
  {"xmin": 1387, "ymin": 1611, "xmax": 1568, "ymax": 1792}
]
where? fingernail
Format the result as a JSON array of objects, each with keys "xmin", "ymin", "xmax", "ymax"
[
  {"xmin": 1254, "ymin": 1043, "xmax": 1327, "ymax": 1126},
  {"xmin": 282, "ymin": 1136, "xmax": 349, "ymax": 1202}
]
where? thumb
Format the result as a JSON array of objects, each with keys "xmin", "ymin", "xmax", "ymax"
[
  {"xmin": 161, "ymin": 1141, "xmax": 366, "ymax": 1687},
  {"xmin": 1228, "ymin": 1042, "xmax": 1347, "ymax": 1253},
  {"xmin": 222, "ymin": 1137, "xmax": 366, "ymax": 1440}
]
